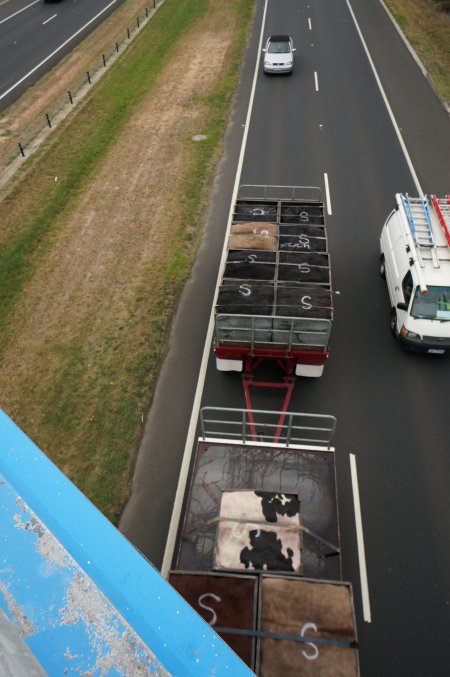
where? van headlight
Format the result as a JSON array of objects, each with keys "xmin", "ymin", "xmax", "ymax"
[{"xmin": 400, "ymin": 326, "xmax": 420, "ymax": 339}]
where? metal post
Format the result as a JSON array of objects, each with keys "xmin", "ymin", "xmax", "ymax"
[
  {"xmin": 153, "ymin": 0, "xmax": 156, "ymax": 9},
  {"xmin": 87, "ymin": 71, "xmax": 91, "ymax": 84},
  {"xmin": 116, "ymin": 42, "xmax": 119, "ymax": 52},
  {"xmin": 200, "ymin": 410, "xmax": 205, "ymax": 440},
  {"xmin": 18, "ymin": 142, "xmax": 25, "ymax": 158},
  {"xmin": 137, "ymin": 17, "xmax": 140, "ymax": 28},
  {"xmin": 145, "ymin": 7, "xmax": 148, "ymax": 17},
  {"xmin": 127, "ymin": 27, "xmax": 130, "ymax": 39},
  {"xmin": 102, "ymin": 54, "xmax": 106, "ymax": 68},
  {"xmin": 285, "ymin": 414, "xmax": 293, "ymax": 447},
  {"xmin": 45, "ymin": 113, "xmax": 52, "ymax": 128},
  {"xmin": 68, "ymin": 91, "xmax": 73, "ymax": 105}
]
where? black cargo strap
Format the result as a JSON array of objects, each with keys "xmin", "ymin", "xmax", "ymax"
[{"xmin": 214, "ymin": 626, "xmax": 358, "ymax": 649}]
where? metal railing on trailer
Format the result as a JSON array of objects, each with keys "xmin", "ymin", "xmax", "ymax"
[
  {"xmin": 236, "ymin": 184, "xmax": 323, "ymax": 202},
  {"xmin": 199, "ymin": 406, "xmax": 337, "ymax": 448},
  {"xmin": 215, "ymin": 314, "xmax": 332, "ymax": 351}
]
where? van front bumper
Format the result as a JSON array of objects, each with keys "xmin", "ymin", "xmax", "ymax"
[{"xmin": 399, "ymin": 332, "xmax": 450, "ymax": 354}]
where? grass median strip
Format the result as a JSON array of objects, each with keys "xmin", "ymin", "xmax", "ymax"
[{"xmin": 0, "ymin": 0, "xmax": 253, "ymax": 521}]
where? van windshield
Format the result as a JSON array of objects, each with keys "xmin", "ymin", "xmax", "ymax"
[{"xmin": 411, "ymin": 286, "xmax": 450, "ymax": 320}]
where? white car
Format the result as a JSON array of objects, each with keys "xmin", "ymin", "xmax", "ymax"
[{"xmin": 263, "ymin": 35, "xmax": 296, "ymax": 74}]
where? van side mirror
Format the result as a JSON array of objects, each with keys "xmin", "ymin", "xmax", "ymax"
[{"xmin": 397, "ymin": 302, "xmax": 408, "ymax": 311}]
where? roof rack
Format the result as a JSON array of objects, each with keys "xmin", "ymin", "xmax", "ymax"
[
  {"xmin": 431, "ymin": 195, "xmax": 450, "ymax": 247},
  {"xmin": 400, "ymin": 193, "xmax": 439, "ymax": 268}
]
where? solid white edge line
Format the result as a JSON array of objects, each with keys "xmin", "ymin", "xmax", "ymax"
[
  {"xmin": 324, "ymin": 172, "xmax": 332, "ymax": 215},
  {"xmin": 308, "ymin": 17, "xmax": 312, "ymax": 30},
  {"xmin": 0, "ymin": 0, "xmax": 122, "ymax": 101},
  {"xmin": 350, "ymin": 453, "xmax": 372, "ymax": 623},
  {"xmin": 346, "ymin": 0, "xmax": 422, "ymax": 194},
  {"xmin": 160, "ymin": 0, "xmax": 269, "ymax": 579},
  {"xmin": 314, "ymin": 70, "xmax": 319, "ymax": 92},
  {"xmin": 0, "ymin": 0, "xmax": 40, "ymax": 26}
]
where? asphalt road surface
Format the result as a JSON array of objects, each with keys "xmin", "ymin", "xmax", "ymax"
[
  {"xmin": 0, "ymin": 0, "xmax": 127, "ymax": 110},
  {"xmin": 120, "ymin": 0, "xmax": 450, "ymax": 675}
]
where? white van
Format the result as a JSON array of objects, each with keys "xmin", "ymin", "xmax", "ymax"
[{"xmin": 380, "ymin": 193, "xmax": 450, "ymax": 354}]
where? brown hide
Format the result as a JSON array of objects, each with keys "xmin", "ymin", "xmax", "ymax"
[
  {"xmin": 169, "ymin": 572, "xmax": 257, "ymax": 667},
  {"xmin": 258, "ymin": 577, "xmax": 359, "ymax": 676},
  {"xmin": 228, "ymin": 222, "xmax": 278, "ymax": 251}
]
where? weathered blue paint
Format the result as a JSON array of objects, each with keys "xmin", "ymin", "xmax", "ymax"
[{"xmin": 0, "ymin": 410, "xmax": 255, "ymax": 676}]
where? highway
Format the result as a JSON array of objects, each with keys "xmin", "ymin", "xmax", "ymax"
[
  {"xmin": 245, "ymin": 1, "xmax": 450, "ymax": 675},
  {"xmin": 0, "ymin": 0, "xmax": 127, "ymax": 110},
  {"xmin": 118, "ymin": 0, "xmax": 450, "ymax": 674}
]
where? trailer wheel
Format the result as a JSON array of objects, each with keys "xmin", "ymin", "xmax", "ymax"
[
  {"xmin": 380, "ymin": 255, "xmax": 386, "ymax": 279},
  {"xmin": 390, "ymin": 308, "xmax": 398, "ymax": 336}
]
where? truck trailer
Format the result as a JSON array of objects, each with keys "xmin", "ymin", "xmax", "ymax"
[
  {"xmin": 168, "ymin": 407, "xmax": 360, "ymax": 676},
  {"xmin": 214, "ymin": 186, "xmax": 333, "ymax": 378}
]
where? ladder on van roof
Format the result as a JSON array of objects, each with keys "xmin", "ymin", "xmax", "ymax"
[
  {"xmin": 400, "ymin": 193, "xmax": 439, "ymax": 268},
  {"xmin": 431, "ymin": 195, "xmax": 450, "ymax": 248}
]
